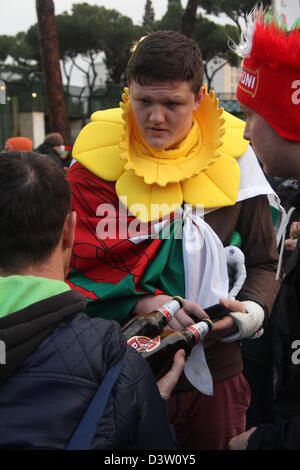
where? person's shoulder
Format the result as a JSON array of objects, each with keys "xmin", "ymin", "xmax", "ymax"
[
  {"xmin": 69, "ymin": 314, "xmax": 151, "ymax": 387},
  {"xmin": 70, "ymin": 313, "xmax": 127, "ymax": 363},
  {"xmin": 87, "ymin": 315, "xmax": 152, "ymax": 381},
  {"xmin": 37, "ymin": 313, "xmax": 127, "ymax": 383}
]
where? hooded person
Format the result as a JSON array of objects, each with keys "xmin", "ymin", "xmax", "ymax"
[
  {"xmin": 67, "ymin": 30, "xmax": 280, "ymax": 450},
  {"xmin": 0, "ymin": 151, "xmax": 186, "ymax": 450},
  {"xmin": 227, "ymin": 9, "xmax": 300, "ymax": 450}
]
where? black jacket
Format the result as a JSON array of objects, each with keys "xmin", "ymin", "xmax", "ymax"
[
  {"xmin": 36, "ymin": 143, "xmax": 71, "ymax": 168},
  {"xmin": 0, "ymin": 290, "xmax": 176, "ymax": 450},
  {"xmin": 248, "ymin": 241, "xmax": 300, "ymax": 449}
]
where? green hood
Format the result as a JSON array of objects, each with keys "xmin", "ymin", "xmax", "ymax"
[{"xmin": 0, "ymin": 275, "xmax": 70, "ymax": 319}]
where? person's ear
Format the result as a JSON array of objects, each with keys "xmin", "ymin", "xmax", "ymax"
[
  {"xmin": 62, "ymin": 211, "xmax": 77, "ymax": 251},
  {"xmin": 193, "ymin": 85, "xmax": 206, "ymax": 111}
]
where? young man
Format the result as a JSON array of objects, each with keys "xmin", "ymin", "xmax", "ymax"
[
  {"xmin": 228, "ymin": 11, "xmax": 300, "ymax": 450},
  {"xmin": 0, "ymin": 151, "xmax": 184, "ymax": 450},
  {"xmin": 68, "ymin": 31, "xmax": 280, "ymax": 449}
]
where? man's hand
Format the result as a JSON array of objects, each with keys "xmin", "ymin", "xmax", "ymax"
[
  {"xmin": 168, "ymin": 298, "xmax": 209, "ymax": 330},
  {"xmin": 285, "ymin": 238, "xmax": 298, "ymax": 252},
  {"xmin": 133, "ymin": 294, "xmax": 209, "ymax": 330},
  {"xmin": 228, "ymin": 427, "xmax": 257, "ymax": 450},
  {"xmin": 204, "ymin": 298, "xmax": 246, "ymax": 348},
  {"xmin": 285, "ymin": 221, "xmax": 300, "ymax": 252},
  {"xmin": 156, "ymin": 349, "xmax": 185, "ymax": 400},
  {"xmin": 290, "ymin": 220, "xmax": 300, "ymax": 239}
]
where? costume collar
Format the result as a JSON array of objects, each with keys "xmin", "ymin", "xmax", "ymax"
[
  {"xmin": 72, "ymin": 88, "xmax": 249, "ymax": 222},
  {"xmin": 119, "ymin": 87, "xmax": 225, "ymax": 186},
  {"xmin": 116, "ymin": 87, "xmax": 242, "ymax": 221}
]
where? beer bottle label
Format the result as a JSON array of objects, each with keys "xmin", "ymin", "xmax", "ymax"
[
  {"xmin": 186, "ymin": 322, "xmax": 209, "ymax": 342},
  {"xmin": 127, "ymin": 335, "xmax": 160, "ymax": 353},
  {"xmin": 156, "ymin": 298, "xmax": 182, "ymax": 322}
]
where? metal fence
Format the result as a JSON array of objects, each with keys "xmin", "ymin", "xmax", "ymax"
[
  {"xmin": 0, "ymin": 65, "xmax": 244, "ymax": 148},
  {"xmin": 0, "ymin": 100, "xmax": 13, "ymax": 149}
]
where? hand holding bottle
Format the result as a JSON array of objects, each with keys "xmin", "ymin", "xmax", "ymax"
[
  {"xmin": 203, "ymin": 298, "xmax": 246, "ymax": 348},
  {"xmin": 167, "ymin": 298, "xmax": 210, "ymax": 330},
  {"xmin": 132, "ymin": 294, "xmax": 209, "ymax": 330},
  {"xmin": 140, "ymin": 318, "xmax": 213, "ymax": 380},
  {"xmin": 122, "ymin": 296, "xmax": 184, "ymax": 341},
  {"xmin": 156, "ymin": 349, "xmax": 186, "ymax": 401}
]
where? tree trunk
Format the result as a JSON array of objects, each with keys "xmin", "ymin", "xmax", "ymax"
[
  {"xmin": 181, "ymin": 0, "xmax": 199, "ymax": 37},
  {"xmin": 36, "ymin": 0, "xmax": 71, "ymax": 144}
]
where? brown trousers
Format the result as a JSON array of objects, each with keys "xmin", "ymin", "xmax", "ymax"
[{"xmin": 168, "ymin": 373, "xmax": 251, "ymax": 450}]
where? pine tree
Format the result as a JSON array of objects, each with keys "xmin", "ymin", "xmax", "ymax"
[
  {"xmin": 158, "ymin": 0, "xmax": 183, "ymax": 32},
  {"xmin": 143, "ymin": 0, "xmax": 155, "ymax": 28},
  {"xmin": 168, "ymin": 0, "xmax": 182, "ymax": 5}
]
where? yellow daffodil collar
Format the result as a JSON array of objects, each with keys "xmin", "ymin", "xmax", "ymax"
[
  {"xmin": 119, "ymin": 87, "xmax": 226, "ymax": 187},
  {"xmin": 72, "ymin": 87, "xmax": 249, "ymax": 222}
]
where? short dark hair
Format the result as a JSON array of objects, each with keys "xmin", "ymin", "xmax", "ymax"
[
  {"xmin": 0, "ymin": 151, "xmax": 71, "ymax": 272},
  {"xmin": 126, "ymin": 30, "xmax": 204, "ymax": 95}
]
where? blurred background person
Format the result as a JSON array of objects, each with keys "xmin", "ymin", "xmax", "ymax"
[
  {"xmin": 285, "ymin": 220, "xmax": 300, "ymax": 252},
  {"xmin": 3, "ymin": 136, "xmax": 32, "ymax": 152},
  {"xmin": 36, "ymin": 132, "xmax": 71, "ymax": 169}
]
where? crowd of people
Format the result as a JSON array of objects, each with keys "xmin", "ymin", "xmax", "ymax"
[
  {"xmin": 0, "ymin": 9, "xmax": 299, "ymax": 450},
  {"xmin": 2, "ymin": 132, "xmax": 72, "ymax": 170}
]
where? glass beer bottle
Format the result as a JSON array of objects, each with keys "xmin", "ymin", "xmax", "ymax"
[
  {"xmin": 131, "ymin": 320, "xmax": 213, "ymax": 380},
  {"xmin": 121, "ymin": 296, "xmax": 184, "ymax": 342}
]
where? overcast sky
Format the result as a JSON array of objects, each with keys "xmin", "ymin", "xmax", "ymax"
[
  {"xmin": 1, "ymin": 0, "xmax": 230, "ymax": 86},
  {"xmin": 1, "ymin": 0, "xmax": 190, "ymax": 35}
]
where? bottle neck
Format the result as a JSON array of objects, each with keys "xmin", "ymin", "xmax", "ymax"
[
  {"xmin": 185, "ymin": 321, "xmax": 209, "ymax": 343},
  {"xmin": 156, "ymin": 297, "xmax": 183, "ymax": 323}
]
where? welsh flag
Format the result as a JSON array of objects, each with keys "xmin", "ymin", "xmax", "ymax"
[{"xmin": 67, "ymin": 162, "xmax": 185, "ymax": 323}]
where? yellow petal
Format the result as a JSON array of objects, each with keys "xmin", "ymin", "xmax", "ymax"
[
  {"xmin": 91, "ymin": 108, "xmax": 123, "ymax": 124},
  {"xmin": 182, "ymin": 155, "xmax": 240, "ymax": 208},
  {"xmin": 116, "ymin": 170, "xmax": 183, "ymax": 222},
  {"xmin": 155, "ymin": 164, "xmax": 186, "ymax": 186},
  {"xmin": 75, "ymin": 147, "xmax": 125, "ymax": 182},
  {"xmin": 220, "ymin": 111, "xmax": 249, "ymax": 158},
  {"xmin": 127, "ymin": 155, "xmax": 185, "ymax": 186},
  {"xmin": 73, "ymin": 119, "xmax": 122, "ymax": 155},
  {"xmin": 72, "ymin": 116, "xmax": 125, "ymax": 181},
  {"xmin": 194, "ymin": 92, "xmax": 224, "ymax": 146}
]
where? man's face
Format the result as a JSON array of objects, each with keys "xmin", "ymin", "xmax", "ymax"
[
  {"xmin": 240, "ymin": 103, "xmax": 295, "ymax": 178},
  {"xmin": 129, "ymin": 80, "xmax": 204, "ymax": 150}
]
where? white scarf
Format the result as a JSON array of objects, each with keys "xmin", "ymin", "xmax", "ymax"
[{"xmin": 183, "ymin": 145, "xmax": 276, "ymax": 395}]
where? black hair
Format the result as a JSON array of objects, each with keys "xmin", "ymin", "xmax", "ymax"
[{"xmin": 0, "ymin": 151, "xmax": 71, "ymax": 271}]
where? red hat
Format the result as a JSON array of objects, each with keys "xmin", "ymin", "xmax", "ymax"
[
  {"xmin": 5, "ymin": 137, "xmax": 33, "ymax": 151},
  {"xmin": 236, "ymin": 10, "xmax": 300, "ymax": 142}
]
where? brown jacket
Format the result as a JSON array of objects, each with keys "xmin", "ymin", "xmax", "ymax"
[{"xmin": 181, "ymin": 194, "xmax": 280, "ymax": 386}]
